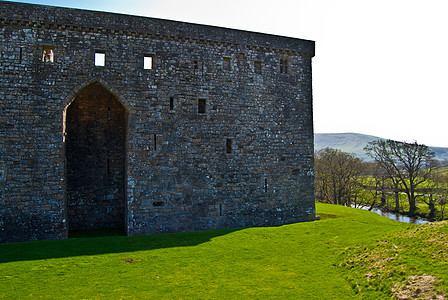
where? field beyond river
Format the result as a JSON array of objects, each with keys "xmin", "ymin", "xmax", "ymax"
[{"xmin": 0, "ymin": 203, "xmax": 446, "ymax": 299}]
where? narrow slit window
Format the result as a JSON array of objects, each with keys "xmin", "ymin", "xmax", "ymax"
[
  {"xmin": 19, "ymin": 47, "xmax": 23, "ymax": 64},
  {"xmin": 107, "ymin": 159, "xmax": 111, "ymax": 174},
  {"xmin": 219, "ymin": 204, "xmax": 223, "ymax": 217},
  {"xmin": 107, "ymin": 107, "xmax": 111, "ymax": 123},
  {"xmin": 198, "ymin": 99, "xmax": 206, "ymax": 114},
  {"xmin": 254, "ymin": 60, "xmax": 262, "ymax": 74},
  {"xmin": 226, "ymin": 138, "xmax": 232, "ymax": 153},
  {"xmin": 95, "ymin": 52, "xmax": 105, "ymax": 66},
  {"xmin": 154, "ymin": 134, "xmax": 157, "ymax": 151},
  {"xmin": 223, "ymin": 57, "xmax": 231, "ymax": 71},
  {"xmin": 264, "ymin": 178, "xmax": 268, "ymax": 193},
  {"xmin": 144, "ymin": 55, "xmax": 153, "ymax": 69},
  {"xmin": 42, "ymin": 46, "xmax": 54, "ymax": 62},
  {"xmin": 169, "ymin": 97, "xmax": 174, "ymax": 111},
  {"xmin": 193, "ymin": 60, "xmax": 199, "ymax": 70}
]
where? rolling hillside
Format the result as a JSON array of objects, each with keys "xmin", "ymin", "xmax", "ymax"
[{"xmin": 315, "ymin": 132, "xmax": 448, "ymax": 162}]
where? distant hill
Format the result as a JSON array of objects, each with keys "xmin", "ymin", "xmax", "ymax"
[{"xmin": 315, "ymin": 133, "xmax": 448, "ymax": 162}]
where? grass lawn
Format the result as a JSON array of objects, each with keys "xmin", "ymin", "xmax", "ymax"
[{"xmin": 0, "ymin": 203, "xmax": 436, "ymax": 299}]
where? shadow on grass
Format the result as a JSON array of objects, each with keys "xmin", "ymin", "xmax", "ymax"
[
  {"xmin": 68, "ymin": 229, "xmax": 126, "ymax": 238},
  {"xmin": 0, "ymin": 227, "xmax": 242, "ymax": 264},
  {"xmin": 318, "ymin": 213, "xmax": 339, "ymax": 220}
]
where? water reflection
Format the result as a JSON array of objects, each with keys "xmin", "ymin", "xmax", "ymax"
[{"xmin": 355, "ymin": 206, "xmax": 430, "ymax": 225}]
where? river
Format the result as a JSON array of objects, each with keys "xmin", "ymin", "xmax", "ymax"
[{"xmin": 355, "ymin": 206, "xmax": 430, "ymax": 225}]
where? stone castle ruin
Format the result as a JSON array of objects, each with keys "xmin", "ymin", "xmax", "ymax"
[{"xmin": 0, "ymin": 1, "xmax": 315, "ymax": 243}]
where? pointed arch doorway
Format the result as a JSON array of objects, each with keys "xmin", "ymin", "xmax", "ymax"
[{"xmin": 65, "ymin": 82, "xmax": 127, "ymax": 232}]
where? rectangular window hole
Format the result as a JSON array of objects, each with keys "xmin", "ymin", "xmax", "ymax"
[
  {"xmin": 226, "ymin": 138, "xmax": 232, "ymax": 153},
  {"xmin": 223, "ymin": 57, "xmax": 231, "ymax": 71},
  {"xmin": 144, "ymin": 55, "xmax": 153, "ymax": 69},
  {"xmin": 169, "ymin": 97, "xmax": 174, "ymax": 111},
  {"xmin": 254, "ymin": 60, "xmax": 262, "ymax": 74},
  {"xmin": 198, "ymin": 99, "xmax": 206, "ymax": 114},
  {"xmin": 153, "ymin": 201, "xmax": 164, "ymax": 207},
  {"xmin": 153, "ymin": 134, "xmax": 157, "ymax": 151},
  {"xmin": 264, "ymin": 178, "xmax": 268, "ymax": 193},
  {"xmin": 42, "ymin": 46, "xmax": 54, "ymax": 62},
  {"xmin": 95, "ymin": 52, "xmax": 105, "ymax": 66},
  {"xmin": 280, "ymin": 57, "xmax": 289, "ymax": 74}
]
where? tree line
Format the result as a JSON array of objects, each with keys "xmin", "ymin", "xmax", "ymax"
[{"xmin": 315, "ymin": 139, "xmax": 448, "ymax": 220}]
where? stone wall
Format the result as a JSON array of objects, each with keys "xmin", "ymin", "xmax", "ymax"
[{"xmin": 0, "ymin": 1, "xmax": 315, "ymax": 243}]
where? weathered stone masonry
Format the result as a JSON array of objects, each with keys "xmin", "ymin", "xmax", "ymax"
[{"xmin": 0, "ymin": 1, "xmax": 315, "ymax": 243}]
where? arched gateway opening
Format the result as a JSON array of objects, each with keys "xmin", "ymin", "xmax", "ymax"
[{"xmin": 65, "ymin": 82, "xmax": 127, "ymax": 232}]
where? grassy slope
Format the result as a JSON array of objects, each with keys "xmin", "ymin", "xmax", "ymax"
[
  {"xmin": 340, "ymin": 221, "xmax": 448, "ymax": 299},
  {"xmin": 0, "ymin": 204, "xmax": 429, "ymax": 299}
]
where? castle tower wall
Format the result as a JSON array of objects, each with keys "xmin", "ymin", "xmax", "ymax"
[{"xmin": 0, "ymin": 1, "xmax": 315, "ymax": 243}]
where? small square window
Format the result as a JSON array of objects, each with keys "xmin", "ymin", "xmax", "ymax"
[
  {"xmin": 95, "ymin": 52, "xmax": 105, "ymax": 66},
  {"xmin": 223, "ymin": 57, "xmax": 231, "ymax": 71},
  {"xmin": 144, "ymin": 56, "xmax": 153, "ymax": 69},
  {"xmin": 42, "ymin": 46, "xmax": 54, "ymax": 62},
  {"xmin": 198, "ymin": 99, "xmax": 206, "ymax": 114}
]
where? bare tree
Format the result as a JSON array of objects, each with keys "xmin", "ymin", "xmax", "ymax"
[
  {"xmin": 360, "ymin": 162, "xmax": 388, "ymax": 210},
  {"xmin": 315, "ymin": 148, "xmax": 364, "ymax": 206},
  {"xmin": 438, "ymin": 196, "xmax": 448, "ymax": 220},
  {"xmin": 428, "ymin": 172, "xmax": 448, "ymax": 220},
  {"xmin": 364, "ymin": 140, "xmax": 434, "ymax": 216},
  {"xmin": 424, "ymin": 173, "xmax": 442, "ymax": 219}
]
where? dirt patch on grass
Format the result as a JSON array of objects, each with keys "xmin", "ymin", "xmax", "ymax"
[
  {"xmin": 339, "ymin": 221, "xmax": 448, "ymax": 298},
  {"xmin": 392, "ymin": 275, "xmax": 446, "ymax": 300}
]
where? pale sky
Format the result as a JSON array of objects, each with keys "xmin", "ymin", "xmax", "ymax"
[{"xmin": 6, "ymin": 0, "xmax": 448, "ymax": 147}]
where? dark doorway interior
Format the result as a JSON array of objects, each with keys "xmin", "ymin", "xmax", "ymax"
[{"xmin": 66, "ymin": 83, "xmax": 127, "ymax": 231}]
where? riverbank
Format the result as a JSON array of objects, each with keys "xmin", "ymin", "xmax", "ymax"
[{"xmin": 354, "ymin": 205, "xmax": 430, "ymax": 224}]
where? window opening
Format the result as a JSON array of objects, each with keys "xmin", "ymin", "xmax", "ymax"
[
  {"xmin": 154, "ymin": 134, "xmax": 157, "ymax": 151},
  {"xmin": 95, "ymin": 52, "xmax": 105, "ymax": 66},
  {"xmin": 254, "ymin": 60, "xmax": 262, "ymax": 74},
  {"xmin": 226, "ymin": 138, "xmax": 232, "ymax": 153},
  {"xmin": 198, "ymin": 99, "xmax": 206, "ymax": 114},
  {"xmin": 107, "ymin": 107, "xmax": 111, "ymax": 123},
  {"xmin": 107, "ymin": 158, "xmax": 111, "ymax": 175},
  {"xmin": 280, "ymin": 57, "xmax": 289, "ymax": 74},
  {"xmin": 144, "ymin": 55, "xmax": 153, "ymax": 69},
  {"xmin": 169, "ymin": 97, "xmax": 174, "ymax": 111},
  {"xmin": 42, "ymin": 46, "xmax": 54, "ymax": 62},
  {"xmin": 19, "ymin": 47, "xmax": 23, "ymax": 64},
  {"xmin": 193, "ymin": 60, "xmax": 199, "ymax": 70},
  {"xmin": 223, "ymin": 57, "xmax": 231, "ymax": 71},
  {"xmin": 219, "ymin": 204, "xmax": 223, "ymax": 217},
  {"xmin": 264, "ymin": 178, "xmax": 268, "ymax": 193}
]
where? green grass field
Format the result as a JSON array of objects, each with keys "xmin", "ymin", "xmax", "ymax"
[{"xmin": 0, "ymin": 203, "xmax": 446, "ymax": 299}]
